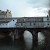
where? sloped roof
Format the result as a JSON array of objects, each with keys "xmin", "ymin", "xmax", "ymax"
[{"xmin": 0, "ymin": 11, "xmax": 7, "ymax": 15}]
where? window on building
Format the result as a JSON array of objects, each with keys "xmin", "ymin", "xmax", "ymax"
[
  {"xmin": 21, "ymin": 23, "xmax": 23, "ymax": 26},
  {"xmin": 48, "ymin": 23, "xmax": 49, "ymax": 25},
  {"xmin": 15, "ymin": 24, "xmax": 16, "ymax": 25},
  {"xmin": 47, "ymin": 18, "xmax": 49, "ymax": 20},
  {"xmin": 6, "ymin": 24, "xmax": 7, "ymax": 25},
  {"xmin": 13, "ymin": 20, "xmax": 14, "ymax": 21},
  {"xmin": 16, "ymin": 23, "xmax": 19, "ymax": 26},
  {"xmin": 34, "ymin": 23, "xmax": 35, "ymax": 25},
  {"xmin": 30, "ymin": 22, "xmax": 31, "ymax": 26}
]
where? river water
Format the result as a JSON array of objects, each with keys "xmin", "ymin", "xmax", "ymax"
[{"xmin": 0, "ymin": 30, "xmax": 46, "ymax": 50}]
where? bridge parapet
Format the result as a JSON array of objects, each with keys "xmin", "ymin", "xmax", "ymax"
[
  {"xmin": 16, "ymin": 17, "xmax": 50, "ymax": 28},
  {"xmin": 16, "ymin": 21, "xmax": 50, "ymax": 28},
  {"xmin": 0, "ymin": 17, "xmax": 50, "ymax": 28}
]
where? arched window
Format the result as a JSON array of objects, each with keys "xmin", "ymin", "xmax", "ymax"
[{"xmin": 13, "ymin": 20, "xmax": 14, "ymax": 21}]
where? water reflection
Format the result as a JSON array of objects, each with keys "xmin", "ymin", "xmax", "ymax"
[
  {"xmin": 23, "ymin": 30, "xmax": 33, "ymax": 50},
  {"xmin": 38, "ymin": 32, "xmax": 45, "ymax": 45},
  {"xmin": 0, "ymin": 31, "xmax": 46, "ymax": 50},
  {"xmin": 0, "ymin": 36, "xmax": 25, "ymax": 50}
]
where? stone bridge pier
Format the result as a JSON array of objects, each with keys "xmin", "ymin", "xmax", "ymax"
[
  {"xmin": 32, "ymin": 30, "xmax": 38, "ymax": 46},
  {"xmin": 41, "ymin": 29, "xmax": 50, "ymax": 50},
  {"xmin": 10, "ymin": 28, "xmax": 24, "ymax": 40}
]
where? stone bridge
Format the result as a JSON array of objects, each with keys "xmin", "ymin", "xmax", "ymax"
[{"xmin": 0, "ymin": 17, "xmax": 50, "ymax": 48}]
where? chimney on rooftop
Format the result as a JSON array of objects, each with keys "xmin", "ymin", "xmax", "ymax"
[{"xmin": 48, "ymin": 10, "xmax": 50, "ymax": 17}]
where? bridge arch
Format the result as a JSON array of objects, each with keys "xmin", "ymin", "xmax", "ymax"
[{"xmin": 23, "ymin": 30, "xmax": 33, "ymax": 39}]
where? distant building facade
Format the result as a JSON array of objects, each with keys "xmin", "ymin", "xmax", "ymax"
[{"xmin": 0, "ymin": 9, "xmax": 12, "ymax": 18}]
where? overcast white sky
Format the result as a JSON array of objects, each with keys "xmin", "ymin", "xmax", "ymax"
[{"xmin": 0, "ymin": 0, "xmax": 49, "ymax": 17}]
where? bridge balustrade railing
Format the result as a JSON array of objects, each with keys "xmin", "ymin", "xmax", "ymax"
[
  {"xmin": 16, "ymin": 21, "xmax": 50, "ymax": 28},
  {"xmin": 0, "ymin": 21, "xmax": 50, "ymax": 28}
]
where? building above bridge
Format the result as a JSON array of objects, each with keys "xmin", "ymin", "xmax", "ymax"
[
  {"xmin": 0, "ymin": 9, "xmax": 50, "ymax": 28},
  {"xmin": 0, "ymin": 9, "xmax": 12, "ymax": 18}
]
